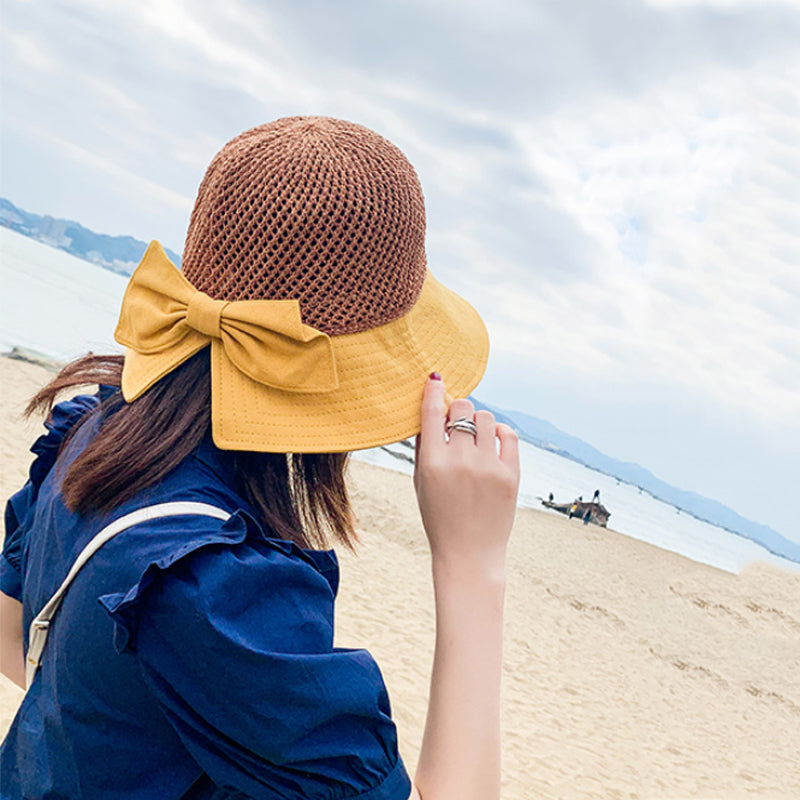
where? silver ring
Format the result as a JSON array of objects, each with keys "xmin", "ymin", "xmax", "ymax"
[{"xmin": 445, "ymin": 417, "xmax": 478, "ymax": 438}]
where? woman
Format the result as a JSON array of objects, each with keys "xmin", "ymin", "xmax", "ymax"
[{"xmin": 0, "ymin": 117, "xmax": 519, "ymax": 799}]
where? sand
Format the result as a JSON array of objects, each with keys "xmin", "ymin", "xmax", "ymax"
[{"xmin": 1, "ymin": 354, "xmax": 799, "ymax": 799}]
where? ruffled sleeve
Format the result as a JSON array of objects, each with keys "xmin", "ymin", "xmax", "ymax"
[
  {"xmin": 1, "ymin": 394, "xmax": 100, "ymax": 600},
  {"xmin": 124, "ymin": 536, "xmax": 411, "ymax": 799}
]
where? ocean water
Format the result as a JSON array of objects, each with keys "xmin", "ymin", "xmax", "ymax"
[
  {"xmin": 0, "ymin": 228, "xmax": 127, "ymax": 359},
  {"xmin": 2, "ymin": 227, "xmax": 796, "ymax": 576},
  {"xmin": 357, "ymin": 443, "xmax": 800, "ymax": 575}
]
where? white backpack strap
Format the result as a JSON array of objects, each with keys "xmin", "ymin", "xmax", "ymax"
[{"xmin": 25, "ymin": 501, "xmax": 231, "ymax": 689}]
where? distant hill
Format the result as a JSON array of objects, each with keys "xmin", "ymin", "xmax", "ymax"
[
  {"xmin": 472, "ymin": 400, "xmax": 800, "ymax": 564},
  {"xmin": 0, "ymin": 197, "xmax": 181, "ymax": 276}
]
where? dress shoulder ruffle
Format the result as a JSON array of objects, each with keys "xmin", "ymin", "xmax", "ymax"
[
  {"xmin": 97, "ymin": 509, "xmax": 339, "ymax": 653},
  {"xmin": 1, "ymin": 394, "xmax": 100, "ymax": 600}
]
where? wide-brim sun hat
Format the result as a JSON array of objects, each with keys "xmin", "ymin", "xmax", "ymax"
[{"xmin": 115, "ymin": 116, "xmax": 489, "ymax": 453}]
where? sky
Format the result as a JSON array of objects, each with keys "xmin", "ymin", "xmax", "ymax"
[{"xmin": 1, "ymin": 0, "xmax": 799, "ymax": 540}]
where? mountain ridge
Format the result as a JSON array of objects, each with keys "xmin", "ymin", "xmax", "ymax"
[{"xmin": 0, "ymin": 197, "xmax": 181, "ymax": 275}]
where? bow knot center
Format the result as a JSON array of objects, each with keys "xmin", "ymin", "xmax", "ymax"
[{"xmin": 186, "ymin": 292, "xmax": 227, "ymax": 338}]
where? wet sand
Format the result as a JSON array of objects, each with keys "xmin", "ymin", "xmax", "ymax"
[{"xmin": 2, "ymin": 355, "xmax": 799, "ymax": 798}]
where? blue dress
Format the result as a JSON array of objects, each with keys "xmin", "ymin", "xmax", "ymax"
[{"xmin": 0, "ymin": 392, "xmax": 410, "ymax": 799}]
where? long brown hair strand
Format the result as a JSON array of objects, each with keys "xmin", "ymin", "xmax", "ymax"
[{"xmin": 26, "ymin": 351, "xmax": 356, "ymax": 550}]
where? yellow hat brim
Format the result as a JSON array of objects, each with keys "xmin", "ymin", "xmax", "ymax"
[
  {"xmin": 122, "ymin": 269, "xmax": 488, "ymax": 453},
  {"xmin": 213, "ymin": 270, "xmax": 488, "ymax": 452}
]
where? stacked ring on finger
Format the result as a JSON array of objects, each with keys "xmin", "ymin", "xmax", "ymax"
[{"xmin": 445, "ymin": 417, "xmax": 478, "ymax": 438}]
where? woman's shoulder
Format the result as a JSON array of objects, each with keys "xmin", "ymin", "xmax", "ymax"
[
  {"xmin": 1, "ymin": 392, "xmax": 104, "ymax": 601},
  {"xmin": 28, "ymin": 392, "xmax": 103, "ymax": 485},
  {"xmin": 96, "ymin": 506, "xmax": 339, "ymax": 654}
]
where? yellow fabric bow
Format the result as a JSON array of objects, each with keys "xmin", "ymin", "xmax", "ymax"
[{"xmin": 115, "ymin": 241, "xmax": 338, "ymax": 396}]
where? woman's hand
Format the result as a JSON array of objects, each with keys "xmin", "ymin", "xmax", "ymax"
[
  {"xmin": 411, "ymin": 374, "xmax": 520, "ymax": 800},
  {"xmin": 413, "ymin": 374, "xmax": 520, "ymax": 574}
]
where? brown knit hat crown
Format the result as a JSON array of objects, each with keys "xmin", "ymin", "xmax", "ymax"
[{"xmin": 182, "ymin": 116, "xmax": 427, "ymax": 336}]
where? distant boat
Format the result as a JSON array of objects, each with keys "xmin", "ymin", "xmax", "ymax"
[{"xmin": 541, "ymin": 498, "xmax": 611, "ymax": 528}]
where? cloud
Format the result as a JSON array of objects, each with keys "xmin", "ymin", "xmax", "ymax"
[
  {"xmin": 248, "ymin": 0, "xmax": 800, "ymax": 110},
  {"xmin": 0, "ymin": 28, "xmax": 59, "ymax": 72},
  {"xmin": 487, "ymin": 51, "xmax": 800, "ymax": 430},
  {"xmin": 647, "ymin": 0, "xmax": 800, "ymax": 9},
  {"xmin": 30, "ymin": 128, "xmax": 193, "ymax": 213}
]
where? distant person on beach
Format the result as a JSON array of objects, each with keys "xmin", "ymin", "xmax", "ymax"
[
  {"xmin": 0, "ymin": 118, "xmax": 520, "ymax": 799},
  {"xmin": 593, "ymin": 489, "xmax": 600, "ymax": 502},
  {"xmin": 549, "ymin": 492, "xmax": 554, "ymax": 502},
  {"xmin": 583, "ymin": 509, "xmax": 592, "ymax": 525}
]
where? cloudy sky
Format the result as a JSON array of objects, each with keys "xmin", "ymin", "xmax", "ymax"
[{"xmin": 2, "ymin": 0, "xmax": 799, "ymax": 539}]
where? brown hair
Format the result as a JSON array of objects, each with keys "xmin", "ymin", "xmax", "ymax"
[{"xmin": 26, "ymin": 351, "xmax": 356, "ymax": 551}]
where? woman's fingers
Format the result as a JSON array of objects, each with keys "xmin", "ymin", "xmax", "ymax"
[
  {"xmin": 474, "ymin": 410, "xmax": 496, "ymax": 453},
  {"xmin": 419, "ymin": 377, "xmax": 517, "ymax": 472},
  {"xmin": 495, "ymin": 423, "xmax": 520, "ymax": 474},
  {"xmin": 446, "ymin": 398, "xmax": 475, "ymax": 425},
  {"xmin": 419, "ymin": 374, "xmax": 446, "ymax": 458},
  {"xmin": 414, "ymin": 375, "xmax": 519, "ymax": 572}
]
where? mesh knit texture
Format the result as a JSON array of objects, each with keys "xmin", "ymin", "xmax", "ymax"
[{"xmin": 182, "ymin": 117, "xmax": 427, "ymax": 336}]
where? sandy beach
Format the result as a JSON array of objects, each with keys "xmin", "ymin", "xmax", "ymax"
[{"xmin": 1, "ymin": 354, "xmax": 799, "ymax": 799}]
